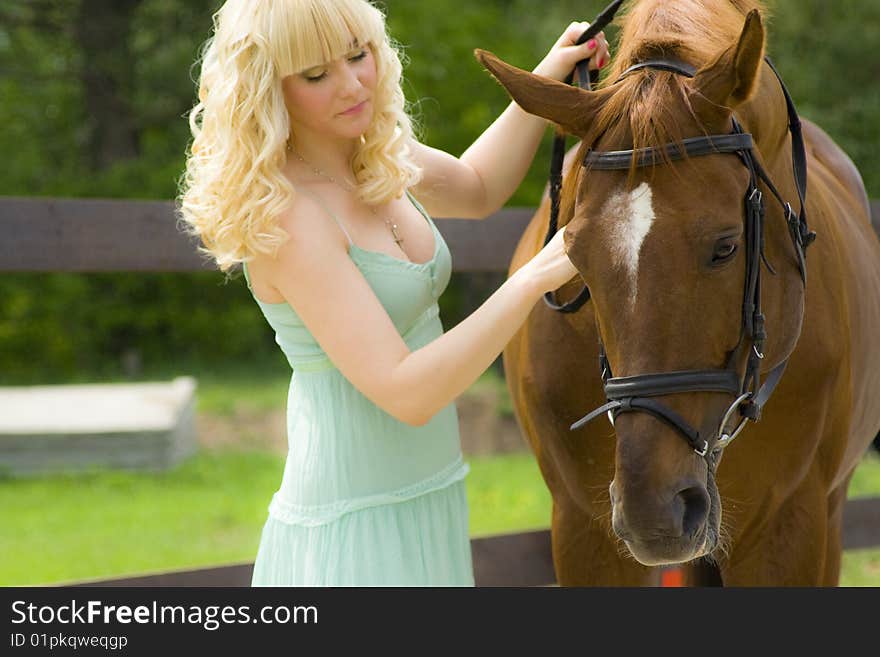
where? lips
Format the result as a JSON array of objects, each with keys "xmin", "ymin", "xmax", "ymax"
[{"xmin": 339, "ymin": 100, "xmax": 369, "ymax": 116}]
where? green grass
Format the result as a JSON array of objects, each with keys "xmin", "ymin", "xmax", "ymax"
[
  {"xmin": 466, "ymin": 452, "xmax": 552, "ymax": 537},
  {"xmin": 0, "ymin": 450, "xmax": 284, "ymax": 586},
  {"xmin": 840, "ymin": 549, "xmax": 880, "ymax": 587},
  {"xmin": 1, "ymin": 449, "xmax": 878, "ymax": 586},
  {"xmin": 845, "ymin": 450, "xmax": 880, "ymax": 498}
]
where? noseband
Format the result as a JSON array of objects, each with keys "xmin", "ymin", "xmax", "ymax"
[{"xmin": 543, "ymin": 44, "xmax": 816, "ymax": 469}]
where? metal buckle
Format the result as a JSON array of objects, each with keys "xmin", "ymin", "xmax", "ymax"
[
  {"xmin": 715, "ymin": 392, "xmax": 753, "ymax": 451},
  {"xmin": 753, "ymin": 344, "xmax": 765, "ymax": 359},
  {"xmin": 749, "ymin": 188, "xmax": 763, "ymax": 204},
  {"xmin": 694, "ymin": 440, "xmax": 709, "ymax": 457}
]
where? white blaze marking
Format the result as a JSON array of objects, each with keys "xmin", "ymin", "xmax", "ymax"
[{"xmin": 606, "ymin": 182, "xmax": 655, "ymax": 304}]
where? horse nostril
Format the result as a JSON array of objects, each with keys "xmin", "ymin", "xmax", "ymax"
[{"xmin": 676, "ymin": 485, "xmax": 710, "ymax": 537}]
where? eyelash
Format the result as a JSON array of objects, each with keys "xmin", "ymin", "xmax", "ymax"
[{"xmin": 304, "ymin": 50, "xmax": 369, "ymax": 83}]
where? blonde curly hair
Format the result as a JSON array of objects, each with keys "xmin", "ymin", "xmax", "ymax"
[{"xmin": 177, "ymin": 0, "xmax": 421, "ymax": 272}]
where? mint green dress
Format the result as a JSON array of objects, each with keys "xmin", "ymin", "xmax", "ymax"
[{"xmin": 244, "ymin": 191, "xmax": 474, "ymax": 586}]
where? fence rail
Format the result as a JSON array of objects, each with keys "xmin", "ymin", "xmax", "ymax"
[
  {"xmin": 3, "ymin": 197, "xmax": 877, "ymax": 273},
  {"xmin": 3, "ymin": 195, "xmax": 879, "ymax": 586}
]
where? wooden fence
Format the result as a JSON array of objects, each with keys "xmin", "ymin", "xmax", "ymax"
[
  {"xmin": 1, "ymin": 196, "xmax": 878, "ymax": 273},
  {"xmin": 2, "ymin": 196, "xmax": 879, "ymax": 586}
]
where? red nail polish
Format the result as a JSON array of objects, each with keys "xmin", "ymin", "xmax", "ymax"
[
  {"xmin": 599, "ymin": 56, "xmax": 605, "ymax": 67},
  {"xmin": 587, "ymin": 39, "xmax": 596, "ymax": 49}
]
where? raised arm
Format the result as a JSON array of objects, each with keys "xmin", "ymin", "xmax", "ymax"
[
  {"xmin": 263, "ymin": 194, "xmax": 576, "ymax": 427},
  {"xmin": 411, "ymin": 21, "xmax": 609, "ymax": 220}
]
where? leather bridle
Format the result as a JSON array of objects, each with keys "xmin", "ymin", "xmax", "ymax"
[{"xmin": 542, "ymin": 2, "xmax": 816, "ymax": 470}]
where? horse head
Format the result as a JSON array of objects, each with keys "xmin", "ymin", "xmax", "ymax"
[{"xmin": 478, "ymin": 7, "xmax": 809, "ymax": 566}]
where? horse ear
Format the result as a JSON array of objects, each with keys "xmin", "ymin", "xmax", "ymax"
[
  {"xmin": 691, "ymin": 9, "xmax": 765, "ymax": 110},
  {"xmin": 474, "ymin": 49, "xmax": 602, "ymax": 137}
]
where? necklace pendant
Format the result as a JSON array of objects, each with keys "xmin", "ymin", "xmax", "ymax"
[{"xmin": 390, "ymin": 222, "xmax": 403, "ymax": 246}]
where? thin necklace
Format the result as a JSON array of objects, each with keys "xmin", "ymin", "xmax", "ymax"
[{"xmin": 288, "ymin": 147, "xmax": 404, "ymax": 248}]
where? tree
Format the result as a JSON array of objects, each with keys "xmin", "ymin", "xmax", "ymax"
[{"xmin": 75, "ymin": 0, "xmax": 144, "ymax": 170}]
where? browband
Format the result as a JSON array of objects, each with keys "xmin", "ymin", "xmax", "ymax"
[
  {"xmin": 617, "ymin": 58, "xmax": 697, "ymax": 79},
  {"xmin": 583, "ymin": 133, "xmax": 755, "ymax": 169}
]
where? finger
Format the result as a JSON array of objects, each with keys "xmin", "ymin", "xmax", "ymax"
[
  {"xmin": 597, "ymin": 44, "xmax": 610, "ymax": 69},
  {"xmin": 570, "ymin": 28, "xmax": 601, "ymax": 57},
  {"xmin": 590, "ymin": 40, "xmax": 611, "ymax": 70},
  {"xmin": 587, "ymin": 32, "xmax": 606, "ymax": 66},
  {"xmin": 578, "ymin": 37, "xmax": 600, "ymax": 58},
  {"xmin": 562, "ymin": 20, "xmax": 590, "ymax": 45}
]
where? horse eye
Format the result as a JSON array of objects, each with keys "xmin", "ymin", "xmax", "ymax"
[{"xmin": 712, "ymin": 241, "xmax": 738, "ymax": 264}]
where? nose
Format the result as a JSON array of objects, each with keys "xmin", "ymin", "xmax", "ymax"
[
  {"xmin": 676, "ymin": 482, "xmax": 710, "ymax": 537},
  {"xmin": 612, "ymin": 478, "xmax": 709, "ymax": 540},
  {"xmin": 339, "ymin": 63, "xmax": 362, "ymax": 97}
]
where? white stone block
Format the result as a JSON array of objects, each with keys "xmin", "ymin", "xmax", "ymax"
[{"xmin": 0, "ymin": 377, "xmax": 198, "ymax": 476}]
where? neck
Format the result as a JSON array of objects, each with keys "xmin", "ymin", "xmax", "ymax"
[{"xmin": 288, "ymin": 130, "xmax": 361, "ymax": 181}]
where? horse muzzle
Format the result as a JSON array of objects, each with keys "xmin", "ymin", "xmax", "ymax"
[{"xmin": 609, "ymin": 473, "xmax": 717, "ymax": 566}]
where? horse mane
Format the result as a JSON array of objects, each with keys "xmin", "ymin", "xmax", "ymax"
[
  {"xmin": 607, "ymin": 0, "xmax": 768, "ymax": 77},
  {"xmin": 559, "ymin": 0, "xmax": 770, "ymax": 216},
  {"xmin": 595, "ymin": 0, "xmax": 769, "ymax": 146}
]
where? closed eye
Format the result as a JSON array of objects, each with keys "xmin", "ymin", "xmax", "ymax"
[
  {"xmin": 711, "ymin": 240, "xmax": 739, "ymax": 265},
  {"xmin": 303, "ymin": 49, "xmax": 368, "ymax": 83},
  {"xmin": 303, "ymin": 69, "xmax": 327, "ymax": 83}
]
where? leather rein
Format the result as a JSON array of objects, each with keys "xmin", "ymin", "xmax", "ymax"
[{"xmin": 541, "ymin": 14, "xmax": 816, "ymax": 470}]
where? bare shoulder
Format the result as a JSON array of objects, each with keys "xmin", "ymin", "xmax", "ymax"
[{"xmin": 247, "ymin": 192, "xmax": 351, "ymax": 302}]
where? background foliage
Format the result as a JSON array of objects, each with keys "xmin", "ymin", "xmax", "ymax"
[{"xmin": 1, "ymin": 0, "xmax": 878, "ymax": 382}]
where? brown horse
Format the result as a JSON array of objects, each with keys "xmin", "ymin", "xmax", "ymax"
[{"xmin": 478, "ymin": 0, "xmax": 880, "ymax": 585}]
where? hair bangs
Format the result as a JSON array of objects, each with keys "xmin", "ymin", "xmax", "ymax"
[{"xmin": 273, "ymin": 0, "xmax": 386, "ymax": 76}]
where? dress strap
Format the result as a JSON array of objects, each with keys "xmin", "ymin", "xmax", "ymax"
[
  {"xmin": 404, "ymin": 189, "xmax": 428, "ymax": 220},
  {"xmin": 292, "ymin": 184, "xmax": 355, "ymax": 248},
  {"xmin": 242, "ymin": 260, "xmax": 253, "ymax": 291}
]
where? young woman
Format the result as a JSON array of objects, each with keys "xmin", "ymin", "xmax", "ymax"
[{"xmin": 178, "ymin": 0, "xmax": 609, "ymax": 586}]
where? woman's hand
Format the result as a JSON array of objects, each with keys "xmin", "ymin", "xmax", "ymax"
[
  {"xmin": 522, "ymin": 226, "xmax": 580, "ymax": 295},
  {"xmin": 533, "ymin": 21, "xmax": 611, "ymax": 82}
]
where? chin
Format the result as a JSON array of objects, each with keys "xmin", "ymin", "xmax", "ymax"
[{"xmin": 338, "ymin": 111, "xmax": 374, "ymax": 137}]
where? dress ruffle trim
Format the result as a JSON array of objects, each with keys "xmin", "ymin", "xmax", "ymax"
[{"xmin": 266, "ymin": 455, "xmax": 469, "ymax": 527}]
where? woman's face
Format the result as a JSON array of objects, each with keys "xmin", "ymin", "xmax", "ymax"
[{"xmin": 282, "ymin": 41, "xmax": 378, "ymax": 144}]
